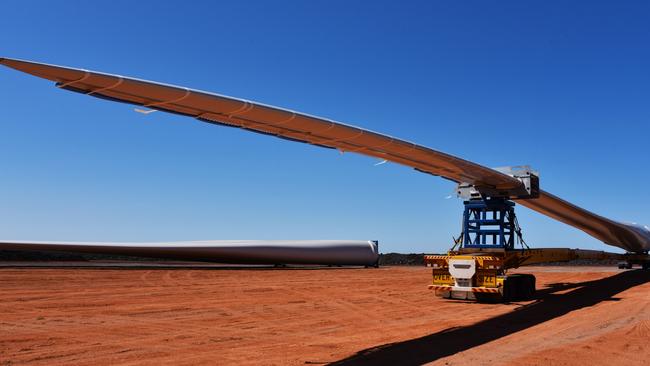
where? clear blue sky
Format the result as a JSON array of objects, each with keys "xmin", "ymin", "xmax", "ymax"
[{"xmin": 1, "ymin": 1, "xmax": 648, "ymax": 253}]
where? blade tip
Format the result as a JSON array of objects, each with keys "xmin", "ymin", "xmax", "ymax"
[
  {"xmin": 0, "ymin": 57, "xmax": 23, "ymax": 66},
  {"xmin": 0, "ymin": 57, "xmax": 15, "ymax": 66}
]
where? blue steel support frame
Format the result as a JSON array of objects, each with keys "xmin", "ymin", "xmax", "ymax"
[{"xmin": 462, "ymin": 198, "xmax": 516, "ymax": 250}]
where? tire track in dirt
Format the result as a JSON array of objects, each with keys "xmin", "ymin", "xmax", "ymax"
[{"xmin": 1, "ymin": 266, "xmax": 649, "ymax": 365}]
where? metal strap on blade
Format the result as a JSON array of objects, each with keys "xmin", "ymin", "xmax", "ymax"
[
  {"xmin": 309, "ymin": 128, "xmax": 364, "ymax": 147},
  {"xmin": 345, "ymin": 137, "xmax": 396, "ymax": 153},
  {"xmin": 225, "ymin": 101, "xmax": 254, "ymax": 117},
  {"xmin": 142, "ymin": 87, "xmax": 191, "ymax": 109},
  {"xmin": 87, "ymin": 76, "xmax": 124, "ymax": 95},
  {"xmin": 135, "ymin": 87, "xmax": 191, "ymax": 114},
  {"xmin": 224, "ymin": 111, "xmax": 299, "ymax": 131},
  {"xmin": 56, "ymin": 70, "xmax": 91, "ymax": 89}
]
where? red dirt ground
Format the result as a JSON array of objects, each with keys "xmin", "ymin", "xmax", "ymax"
[{"xmin": 1, "ymin": 265, "xmax": 649, "ymax": 365}]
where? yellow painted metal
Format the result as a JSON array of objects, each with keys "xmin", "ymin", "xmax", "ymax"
[
  {"xmin": 425, "ymin": 248, "xmax": 627, "ymax": 296},
  {"xmin": 475, "ymin": 271, "xmax": 498, "ymax": 287},
  {"xmin": 432, "ymin": 269, "xmax": 454, "ymax": 285}
]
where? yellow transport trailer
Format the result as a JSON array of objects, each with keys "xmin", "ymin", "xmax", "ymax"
[
  {"xmin": 423, "ymin": 194, "xmax": 650, "ymax": 302},
  {"xmin": 425, "ymin": 248, "xmax": 647, "ymax": 301}
]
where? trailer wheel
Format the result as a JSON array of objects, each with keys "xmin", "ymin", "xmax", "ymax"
[
  {"xmin": 502, "ymin": 274, "xmax": 536, "ymax": 302},
  {"xmin": 503, "ymin": 274, "xmax": 521, "ymax": 302},
  {"xmin": 501, "ymin": 277, "xmax": 513, "ymax": 302},
  {"xmin": 523, "ymin": 274, "xmax": 536, "ymax": 300},
  {"xmin": 517, "ymin": 274, "xmax": 536, "ymax": 300}
]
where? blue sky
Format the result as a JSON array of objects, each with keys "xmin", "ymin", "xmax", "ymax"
[{"xmin": 0, "ymin": 1, "xmax": 648, "ymax": 253}]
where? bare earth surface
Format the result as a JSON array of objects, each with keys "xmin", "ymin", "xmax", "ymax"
[{"xmin": 1, "ymin": 264, "xmax": 649, "ymax": 365}]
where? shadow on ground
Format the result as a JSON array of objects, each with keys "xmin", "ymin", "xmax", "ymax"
[{"xmin": 329, "ymin": 269, "xmax": 650, "ymax": 366}]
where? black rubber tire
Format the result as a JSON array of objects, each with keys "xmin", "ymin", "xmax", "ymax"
[
  {"xmin": 502, "ymin": 277, "xmax": 513, "ymax": 302},
  {"xmin": 518, "ymin": 274, "xmax": 535, "ymax": 300},
  {"xmin": 503, "ymin": 274, "xmax": 536, "ymax": 301},
  {"xmin": 523, "ymin": 274, "xmax": 536, "ymax": 300}
]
